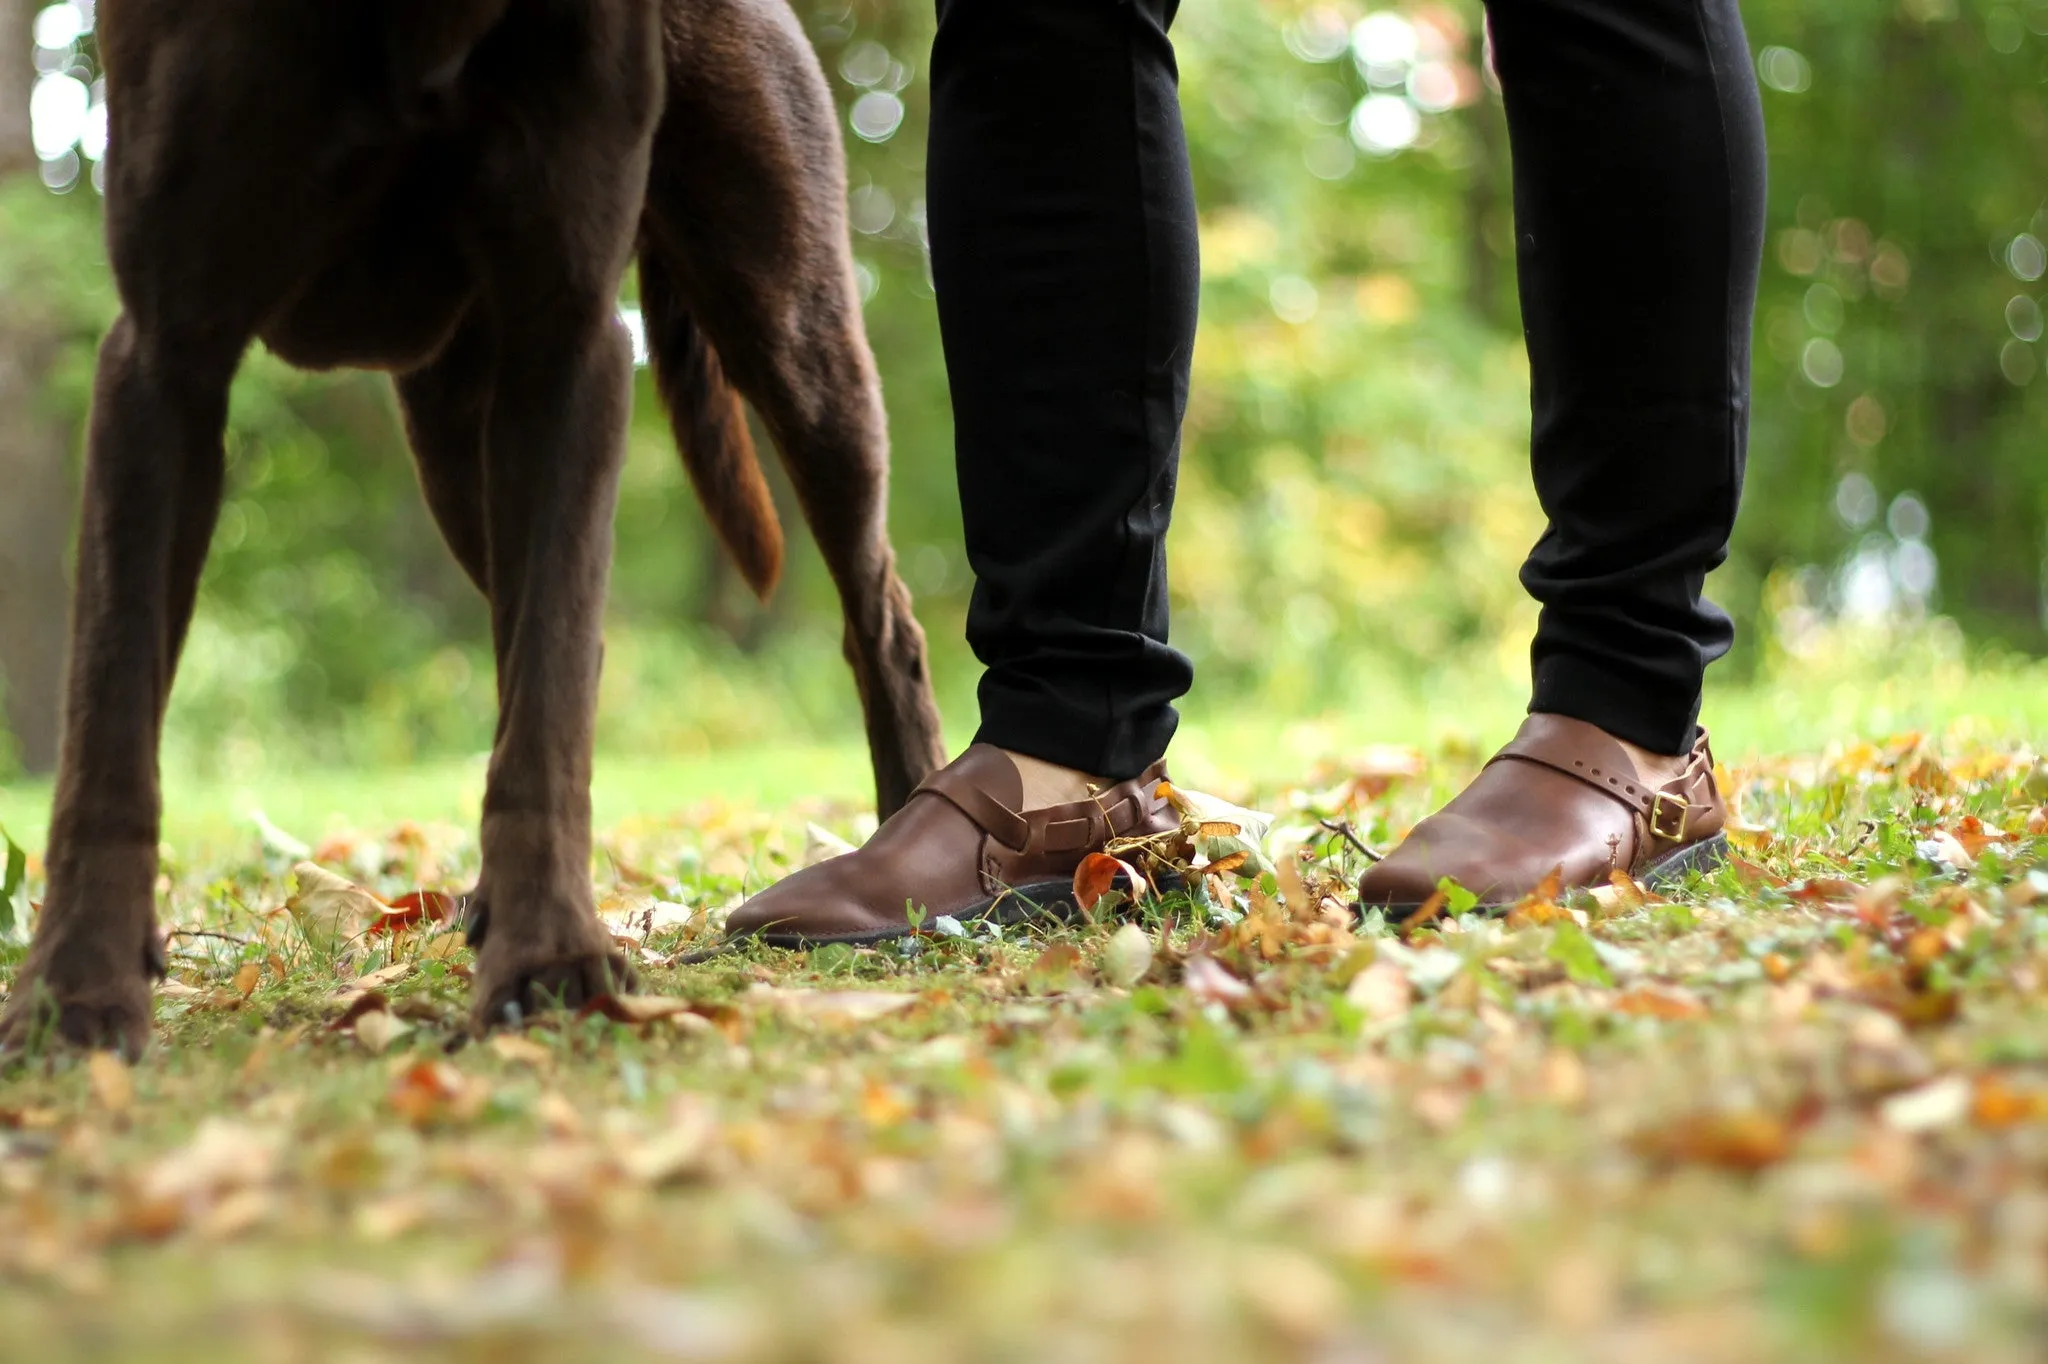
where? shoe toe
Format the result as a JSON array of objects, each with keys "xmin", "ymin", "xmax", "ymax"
[
  {"xmin": 1357, "ymin": 813, "xmax": 1495, "ymax": 906},
  {"xmin": 724, "ymin": 861, "xmax": 891, "ymax": 942}
]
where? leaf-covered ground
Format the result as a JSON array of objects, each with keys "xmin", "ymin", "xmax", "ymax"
[{"xmin": 3, "ymin": 732, "xmax": 2047, "ymax": 1363}]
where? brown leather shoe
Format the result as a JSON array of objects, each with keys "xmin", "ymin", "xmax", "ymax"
[
  {"xmin": 1357, "ymin": 714, "xmax": 1728, "ymax": 910},
  {"xmin": 724, "ymin": 745, "xmax": 1177, "ymax": 946}
]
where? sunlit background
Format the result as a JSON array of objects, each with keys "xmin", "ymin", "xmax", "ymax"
[{"xmin": 1, "ymin": 0, "xmax": 2044, "ymax": 788}]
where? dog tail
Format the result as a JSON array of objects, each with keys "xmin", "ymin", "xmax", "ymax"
[{"xmin": 637, "ymin": 260, "xmax": 784, "ymax": 601}]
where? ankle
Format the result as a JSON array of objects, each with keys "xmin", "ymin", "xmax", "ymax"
[
  {"xmin": 1613, "ymin": 735, "xmax": 1692, "ymax": 788},
  {"xmin": 997, "ymin": 748, "xmax": 1105, "ymax": 811}
]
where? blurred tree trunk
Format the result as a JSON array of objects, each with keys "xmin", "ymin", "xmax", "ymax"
[{"xmin": 0, "ymin": 0, "xmax": 76, "ymax": 774}]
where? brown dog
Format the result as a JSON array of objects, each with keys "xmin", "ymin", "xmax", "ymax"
[{"xmin": 0, "ymin": 0, "xmax": 947, "ymax": 1055}]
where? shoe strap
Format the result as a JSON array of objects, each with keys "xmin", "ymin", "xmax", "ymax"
[
  {"xmin": 915, "ymin": 759, "xmax": 1170, "ymax": 856},
  {"xmin": 1492, "ymin": 722, "xmax": 1716, "ymax": 849}
]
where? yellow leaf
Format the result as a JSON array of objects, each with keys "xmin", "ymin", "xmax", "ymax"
[{"xmin": 89, "ymin": 1051, "xmax": 133, "ymax": 1115}]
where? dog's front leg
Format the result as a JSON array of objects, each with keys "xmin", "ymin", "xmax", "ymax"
[
  {"xmin": 0, "ymin": 318, "xmax": 234, "ymax": 1056},
  {"xmin": 461, "ymin": 301, "xmax": 639, "ymax": 1029}
]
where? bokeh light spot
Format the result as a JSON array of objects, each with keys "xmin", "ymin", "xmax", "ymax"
[
  {"xmin": 2008, "ymin": 233, "xmax": 2047, "ymax": 282},
  {"xmin": 849, "ymin": 91, "xmax": 905, "ymax": 144},
  {"xmin": 2007, "ymin": 295, "xmax": 2044, "ymax": 342},
  {"xmin": 1350, "ymin": 94, "xmax": 1419, "ymax": 156},
  {"xmin": 1757, "ymin": 46, "xmax": 1812, "ymax": 94},
  {"xmin": 1801, "ymin": 337, "xmax": 1845, "ymax": 387}
]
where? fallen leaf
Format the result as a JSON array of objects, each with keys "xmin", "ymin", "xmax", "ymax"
[
  {"xmin": 487, "ymin": 1034, "xmax": 554, "ymax": 1067},
  {"xmin": 1100, "ymin": 922, "xmax": 1154, "ymax": 988},
  {"xmin": 329, "ymin": 991, "xmax": 391, "ymax": 1031},
  {"xmin": 1972, "ymin": 1074, "xmax": 2045, "ymax": 1129},
  {"xmin": 89, "ymin": 1051, "xmax": 133, "ymax": 1116},
  {"xmin": 1881, "ymin": 1075, "xmax": 1970, "ymax": 1133},
  {"xmin": 1344, "ymin": 961, "xmax": 1413, "ymax": 1020},
  {"xmin": 1632, "ymin": 1110, "xmax": 1797, "ymax": 1173},
  {"xmin": 1398, "ymin": 889, "xmax": 1447, "ymax": 935},
  {"xmin": 1073, "ymin": 853, "xmax": 1151, "ymax": 913},
  {"xmin": 287, "ymin": 862, "xmax": 387, "ymax": 952},
  {"xmin": 351, "ymin": 961, "xmax": 415, "ymax": 992},
  {"xmin": 367, "ymin": 890, "xmax": 458, "ymax": 936},
  {"xmin": 803, "ymin": 822, "xmax": 859, "ymax": 866},
  {"xmin": 1184, "ymin": 953, "xmax": 1252, "ymax": 1007},
  {"xmin": 385, "ymin": 1061, "xmax": 485, "ymax": 1128},
  {"xmin": 744, "ymin": 986, "xmax": 920, "ymax": 1025},
  {"xmin": 579, "ymin": 994, "xmax": 715, "ymax": 1033},
  {"xmin": 232, "ymin": 960, "xmax": 261, "ymax": 999},
  {"xmin": 352, "ymin": 1010, "xmax": 412, "ymax": 1056},
  {"xmin": 1612, "ymin": 986, "xmax": 1708, "ymax": 1020},
  {"xmin": 1024, "ymin": 943, "xmax": 1087, "ymax": 994},
  {"xmin": 613, "ymin": 1100, "xmax": 716, "ymax": 1185}
]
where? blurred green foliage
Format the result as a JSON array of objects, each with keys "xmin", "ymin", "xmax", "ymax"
[{"xmin": 1, "ymin": 0, "xmax": 2044, "ymax": 780}]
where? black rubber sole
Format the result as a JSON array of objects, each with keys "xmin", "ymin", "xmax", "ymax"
[
  {"xmin": 678, "ymin": 868, "xmax": 1182, "ymax": 963},
  {"xmin": 1362, "ymin": 833, "xmax": 1730, "ymax": 918}
]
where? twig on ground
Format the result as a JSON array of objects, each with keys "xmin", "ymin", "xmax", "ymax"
[
  {"xmin": 163, "ymin": 929, "xmax": 253, "ymax": 947},
  {"xmin": 1318, "ymin": 819, "xmax": 1383, "ymax": 864}
]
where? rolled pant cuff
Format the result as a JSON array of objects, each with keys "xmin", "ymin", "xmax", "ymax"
[
  {"xmin": 1530, "ymin": 653, "xmax": 1701, "ymax": 757},
  {"xmin": 973, "ymin": 684, "xmax": 1179, "ymax": 784}
]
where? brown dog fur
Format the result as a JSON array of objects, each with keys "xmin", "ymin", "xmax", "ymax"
[{"xmin": 0, "ymin": 0, "xmax": 947, "ymax": 1055}]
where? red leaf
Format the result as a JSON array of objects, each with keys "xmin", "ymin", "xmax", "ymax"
[{"xmin": 367, "ymin": 889, "xmax": 459, "ymax": 936}]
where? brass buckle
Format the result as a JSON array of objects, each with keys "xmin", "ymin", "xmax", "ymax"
[{"xmin": 1649, "ymin": 791, "xmax": 1691, "ymax": 843}]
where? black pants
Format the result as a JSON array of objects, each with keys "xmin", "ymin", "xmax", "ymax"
[{"xmin": 928, "ymin": 0, "xmax": 1767, "ymax": 778}]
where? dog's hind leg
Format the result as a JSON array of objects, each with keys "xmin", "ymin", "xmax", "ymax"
[
  {"xmin": 0, "ymin": 317, "xmax": 239, "ymax": 1056},
  {"xmin": 640, "ymin": 0, "xmax": 947, "ymax": 818}
]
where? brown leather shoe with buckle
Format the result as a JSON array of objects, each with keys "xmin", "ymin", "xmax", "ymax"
[
  {"xmin": 723, "ymin": 745, "xmax": 1177, "ymax": 947},
  {"xmin": 1357, "ymin": 714, "xmax": 1728, "ymax": 911}
]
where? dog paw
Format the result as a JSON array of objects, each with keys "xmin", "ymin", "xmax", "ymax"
[
  {"xmin": 468, "ymin": 907, "xmax": 636, "ymax": 1031},
  {"xmin": 0, "ymin": 966, "xmax": 158, "ymax": 1059}
]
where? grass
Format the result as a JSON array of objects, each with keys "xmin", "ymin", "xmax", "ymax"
[{"xmin": 2, "ymin": 655, "xmax": 2047, "ymax": 1362}]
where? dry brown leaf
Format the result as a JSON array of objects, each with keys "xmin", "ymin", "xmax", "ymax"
[
  {"xmin": 745, "ymin": 985, "xmax": 920, "ymax": 1025},
  {"xmin": 287, "ymin": 862, "xmax": 388, "ymax": 951},
  {"xmin": 578, "ymin": 993, "xmax": 715, "ymax": 1033},
  {"xmin": 352, "ymin": 1010, "xmax": 412, "ymax": 1056},
  {"xmin": 350, "ymin": 961, "xmax": 414, "ymax": 992},
  {"xmin": 1184, "ymin": 953, "xmax": 1252, "ymax": 1007},
  {"xmin": 614, "ymin": 1100, "xmax": 716, "ymax": 1185},
  {"xmin": 1611, "ymin": 986, "xmax": 1709, "ymax": 1021},
  {"xmin": 385, "ymin": 1061, "xmax": 485, "ymax": 1128},
  {"xmin": 1344, "ymin": 961, "xmax": 1413, "ymax": 1021},
  {"xmin": 231, "ymin": 960, "xmax": 261, "ymax": 999},
  {"xmin": 1025, "ymin": 942, "xmax": 1086, "ymax": 994},
  {"xmin": 1632, "ymin": 1110, "xmax": 1796, "ymax": 1173},
  {"xmin": 487, "ymin": 1034, "xmax": 554, "ymax": 1067},
  {"xmin": 329, "ymin": 991, "xmax": 391, "ymax": 1031}
]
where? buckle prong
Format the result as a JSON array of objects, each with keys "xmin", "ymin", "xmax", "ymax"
[{"xmin": 1649, "ymin": 791, "xmax": 1690, "ymax": 843}]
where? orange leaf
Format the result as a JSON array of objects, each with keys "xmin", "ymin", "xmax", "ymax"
[
  {"xmin": 1206, "ymin": 851, "xmax": 1250, "ymax": 879},
  {"xmin": 1632, "ymin": 1110, "xmax": 1796, "ymax": 1173},
  {"xmin": 1613, "ymin": 986, "xmax": 1708, "ymax": 1020},
  {"xmin": 385, "ymin": 1061, "xmax": 482, "ymax": 1128},
  {"xmin": 367, "ymin": 890, "xmax": 459, "ymax": 936},
  {"xmin": 1399, "ymin": 889, "xmax": 1447, "ymax": 935},
  {"xmin": 1073, "ymin": 853, "xmax": 1149, "ymax": 913}
]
